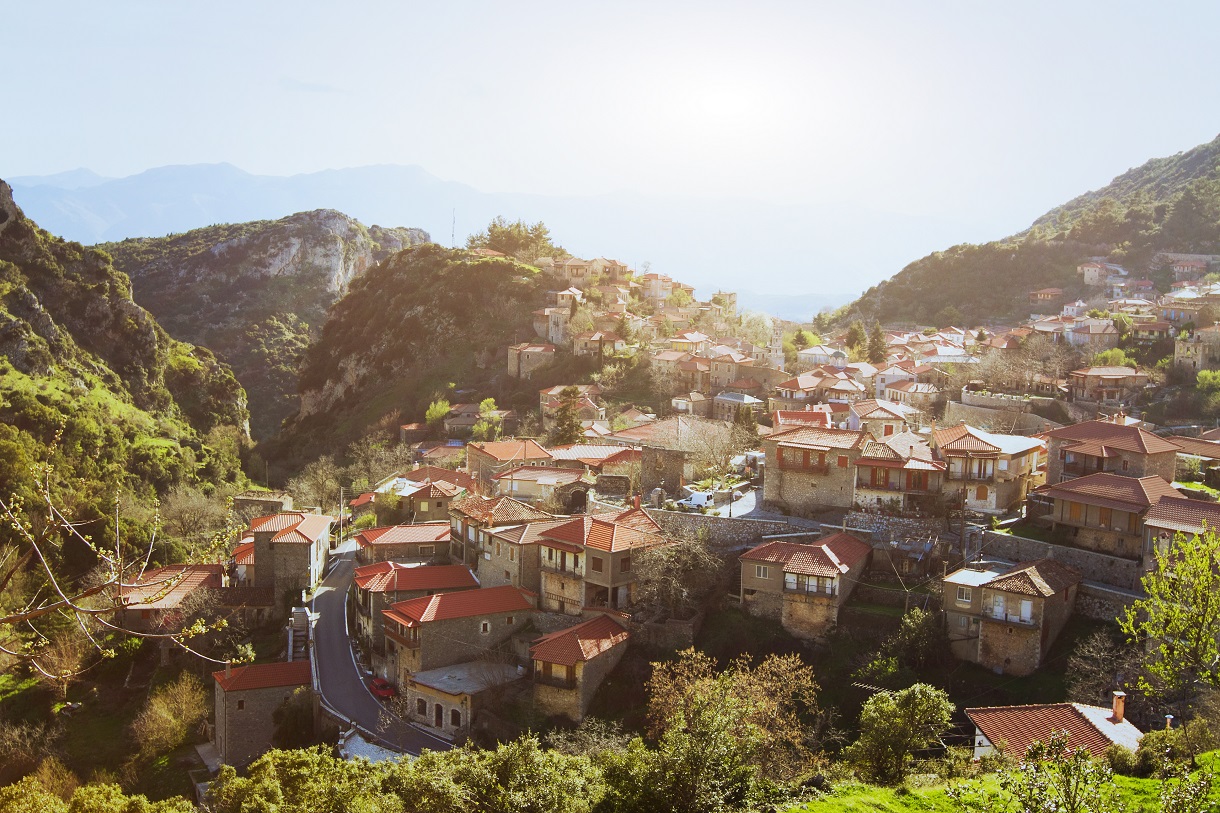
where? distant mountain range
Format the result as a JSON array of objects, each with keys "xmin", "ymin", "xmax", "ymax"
[{"xmin": 6, "ymin": 163, "xmax": 1002, "ymax": 320}]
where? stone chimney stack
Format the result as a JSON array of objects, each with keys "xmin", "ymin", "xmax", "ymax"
[
  {"xmin": 1166, "ymin": 714, "xmax": 1175, "ymax": 730},
  {"xmin": 225, "ymin": 661, "xmax": 232, "ymax": 679},
  {"xmin": 1111, "ymin": 690, "xmax": 1126, "ymax": 723}
]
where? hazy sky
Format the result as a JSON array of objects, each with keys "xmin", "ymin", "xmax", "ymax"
[{"xmin": 5, "ymin": 1, "xmax": 1220, "ymax": 239}]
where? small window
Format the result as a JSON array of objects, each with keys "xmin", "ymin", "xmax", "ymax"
[
  {"xmin": 574, "ymin": 556, "xmax": 580, "ymax": 570},
  {"xmin": 958, "ymin": 616, "xmax": 968, "ymax": 628},
  {"xmin": 591, "ymin": 556, "xmax": 604, "ymax": 573},
  {"xmin": 480, "ymin": 621, "xmax": 490, "ymax": 634},
  {"xmin": 510, "ymin": 547, "xmax": 515, "ymax": 562},
  {"xmin": 417, "ymin": 698, "xmax": 427, "ymax": 715},
  {"xmin": 837, "ymin": 455, "xmax": 848, "ymax": 468},
  {"xmin": 496, "ymin": 542, "xmax": 502, "ymax": 556},
  {"xmin": 237, "ymin": 700, "xmax": 245, "ymax": 710},
  {"xmin": 1122, "ymin": 459, "xmax": 1129, "ymax": 472},
  {"xmin": 976, "ymin": 485, "xmax": 988, "ymax": 500},
  {"xmin": 506, "ymin": 616, "xmax": 515, "ymax": 625},
  {"xmin": 504, "ymin": 570, "xmax": 511, "ymax": 580},
  {"xmin": 620, "ymin": 556, "xmax": 632, "ymax": 573},
  {"xmin": 451, "ymin": 709, "xmax": 461, "ymax": 727},
  {"xmin": 419, "ymin": 545, "xmax": 434, "ymax": 556},
  {"xmin": 956, "ymin": 586, "xmax": 972, "ymax": 603},
  {"xmin": 755, "ymin": 565, "xmax": 770, "ymax": 579},
  {"xmin": 436, "ymin": 501, "xmax": 442, "ymax": 509}
]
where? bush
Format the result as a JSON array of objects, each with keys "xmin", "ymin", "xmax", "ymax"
[
  {"xmin": 1134, "ymin": 727, "xmax": 1183, "ymax": 777},
  {"xmin": 1106, "ymin": 743, "xmax": 1140, "ymax": 775}
]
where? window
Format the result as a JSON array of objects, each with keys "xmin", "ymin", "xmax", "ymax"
[
  {"xmin": 591, "ymin": 556, "xmax": 604, "ymax": 573},
  {"xmin": 976, "ymin": 485, "xmax": 988, "ymax": 501},
  {"xmin": 620, "ymin": 556, "xmax": 632, "ymax": 573},
  {"xmin": 1122, "ymin": 459, "xmax": 1129, "ymax": 471},
  {"xmin": 883, "ymin": 424, "xmax": 894, "ymax": 436},
  {"xmin": 480, "ymin": 621, "xmax": 490, "ymax": 634},
  {"xmin": 755, "ymin": 565, "xmax": 770, "ymax": 579},
  {"xmin": 509, "ymin": 547, "xmax": 515, "ymax": 562},
  {"xmin": 420, "ymin": 502, "xmax": 428, "ymax": 512},
  {"xmin": 574, "ymin": 556, "xmax": 580, "ymax": 570},
  {"xmin": 1099, "ymin": 507, "xmax": 1112, "ymax": 528},
  {"xmin": 506, "ymin": 616, "xmax": 514, "ymax": 625},
  {"xmin": 417, "ymin": 698, "xmax": 427, "ymax": 716},
  {"xmin": 959, "ymin": 616, "xmax": 968, "ymax": 628},
  {"xmin": 1068, "ymin": 501, "xmax": 1083, "ymax": 522},
  {"xmin": 420, "ymin": 545, "xmax": 434, "ymax": 557},
  {"xmin": 838, "ymin": 455, "xmax": 848, "ymax": 468},
  {"xmin": 237, "ymin": 700, "xmax": 245, "ymax": 710},
  {"xmin": 548, "ymin": 547, "xmax": 555, "ymax": 561},
  {"xmin": 956, "ymin": 586, "xmax": 972, "ymax": 603},
  {"xmin": 436, "ymin": 501, "xmax": 443, "ymax": 509},
  {"xmin": 496, "ymin": 542, "xmax": 502, "ymax": 556},
  {"xmin": 504, "ymin": 570, "xmax": 511, "ymax": 580},
  {"xmin": 451, "ymin": 709, "xmax": 462, "ymax": 727}
]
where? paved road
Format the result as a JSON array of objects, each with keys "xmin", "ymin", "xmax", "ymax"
[
  {"xmin": 311, "ymin": 543, "xmax": 452, "ymax": 756},
  {"xmin": 710, "ymin": 486, "xmax": 822, "ymax": 528}
]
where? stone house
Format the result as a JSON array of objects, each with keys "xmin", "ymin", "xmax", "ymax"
[
  {"xmin": 853, "ymin": 433, "xmax": 946, "ymax": 513},
  {"xmin": 506, "ymin": 342, "xmax": 557, "ymax": 379},
  {"xmin": 352, "ymin": 562, "xmax": 479, "ymax": 677},
  {"xmin": 493, "ymin": 465, "xmax": 591, "ymax": 509},
  {"xmin": 1068, "ymin": 366, "xmax": 1150, "ymax": 403},
  {"xmin": 1067, "ymin": 321, "xmax": 1120, "ymax": 351},
  {"xmin": 212, "ymin": 660, "xmax": 312, "ymax": 768},
  {"xmin": 354, "ymin": 521, "xmax": 452, "ymax": 565},
  {"xmin": 117, "ymin": 564, "xmax": 225, "ymax": 634},
  {"xmin": 1078, "ymin": 261, "xmax": 1126, "ymax": 286},
  {"xmin": 447, "ymin": 495, "xmax": 555, "ymax": 569},
  {"xmin": 548, "ymin": 444, "xmax": 643, "ymax": 475},
  {"xmin": 248, "ymin": 512, "xmax": 334, "ymax": 608},
  {"xmin": 930, "ymin": 424, "xmax": 1046, "ymax": 514},
  {"xmin": 712, "ymin": 391, "xmax": 764, "ymax": 422},
  {"xmin": 1174, "ymin": 324, "xmax": 1220, "ymax": 372},
  {"xmin": 373, "ymin": 478, "xmax": 467, "ymax": 526},
  {"xmin": 709, "ymin": 352, "xmax": 756, "ymax": 389},
  {"xmin": 539, "ymin": 383, "xmax": 604, "ymax": 423},
  {"xmin": 762, "ymin": 426, "xmax": 870, "ymax": 514},
  {"xmin": 573, "ymin": 330, "xmax": 626, "ymax": 357},
  {"xmin": 966, "ymin": 695, "xmax": 1143, "ymax": 759},
  {"xmin": 530, "ymin": 613, "xmax": 630, "ymax": 722},
  {"xmin": 967, "ymin": 558, "xmax": 1081, "ymax": 676},
  {"xmin": 231, "ymin": 538, "xmax": 255, "ymax": 586},
  {"xmin": 233, "ymin": 490, "xmax": 293, "ymax": 517},
  {"xmin": 480, "ymin": 518, "xmax": 573, "ymax": 593},
  {"xmin": 1031, "ymin": 472, "xmax": 1180, "ymax": 560},
  {"xmin": 536, "ymin": 515, "xmax": 670, "ymax": 614},
  {"xmin": 883, "ymin": 380, "xmax": 941, "ymax": 412},
  {"xmin": 401, "ymin": 661, "xmax": 523, "ymax": 741},
  {"xmin": 671, "ymin": 391, "xmax": 711, "ymax": 417},
  {"xmin": 1043, "ymin": 419, "xmax": 1180, "ymax": 484},
  {"xmin": 640, "ymin": 272, "xmax": 675, "ymax": 303},
  {"xmin": 1028, "ymin": 287, "xmax": 1064, "ymax": 304},
  {"xmin": 848, "ymin": 399, "xmax": 919, "ymax": 437},
  {"xmin": 466, "ymin": 439, "xmax": 554, "ymax": 486},
  {"xmin": 383, "ymin": 585, "xmax": 537, "ymax": 682},
  {"xmin": 737, "ymin": 532, "xmax": 871, "ymax": 640},
  {"xmin": 1142, "ymin": 496, "xmax": 1220, "ymax": 570},
  {"xmin": 944, "ymin": 560, "xmax": 1011, "ymax": 662}
]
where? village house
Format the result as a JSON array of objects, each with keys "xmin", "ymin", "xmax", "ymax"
[
  {"xmin": 1078, "ymin": 260, "xmax": 1126, "ymax": 286},
  {"xmin": 670, "ymin": 330, "xmax": 712, "ymax": 354},
  {"xmin": 212, "ymin": 660, "xmax": 313, "ymax": 768},
  {"xmin": 671, "ymin": 391, "xmax": 711, "ymax": 417},
  {"xmin": 383, "ymin": 585, "xmax": 536, "ymax": 684},
  {"xmin": 233, "ymin": 490, "xmax": 293, "ymax": 518},
  {"xmin": 480, "ymin": 518, "xmax": 572, "ymax": 593},
  {"xmin": 506, "ymin": 342, "xmax": 557, "ymax": 379},
  {"xmin": 847, "ymin": 398, "xmax": 919, "ymax": 437},
  {"xmin": 1131, "ymin": 320, "xmax": 1172, "ymax": 344},
  {"xmin": 1169, "ymin": 435, "xmax": 1220, "ymax": 481},
  {"xmin": 447, "ymin": 494, "xmax": 555, "ymax": 568},
  {"xmin": 709, "ymin": 351, "xmax": 756, "ymax": 389},
  {"xmin": 530, "ymin": 613, "xmax": 630, "ymax": 722},
  {"xmin": 853, "ymin": 433, "xmax": 946, "ymax": 513},
  {"xmin": 466, "ymin": 438, "xmax": 554, "ymax": 485},
  {"xmin": 548, "ymin": 444, "xmax": 642, "ymax": 475},
  {"xmin": 883, "ymin": 379, "xmax": 942, "ymax": 412},
  {"xmin": 539, "ymin": 383, "xmax": 604, "ymax": 422},
  {"xmin": 1174, "ymin": 324, "xmax": 1220, "ymax": 372},
  {"xmin": 1067, "ymin": 321, "xmax": 1121, "ymax": 351},
  {"xmin": 796, "ymin": 344, "xmax": 848, "ymax": 368},
  {"xmin": 401, "ymin": 660, "xmax": 523, "ymax": 741},
  {"xmin": 372, "ymin": 472, "xmax": 469, "ymax": 525},
  {"xmin": 353, "ymin": 562, "xmax": 480, "ymax": 677},
  {"xmin": 640, "ymin": 272, "xmax": 675, "ymax": 303},
  {"xmin": 248, "ymin": 512, "xmax": 334, "ymax": 609},
  {"xmin": 1142, "ymin": 496, "xmax": 1220, "ymax": 570},
  {"xmin": 493, "ymin": 465, "xmax": 592, "ymax": 510},
  {"xmin": 966, "ymin": 694, "xmax": 1143, "ymax": 759},
  {"xmin": 532, "ymin": 306, "xmax": 571, "ymax": 345},
  {"xmin": 231, "ymin": 538, "xmax": 255, "ymax": 585},
  {"xmin": 536, "ymin": 515, "xmax": 669, "ymax": 614},
  {"xmin": 944, "ymin": 558, "xmax": 1081, "ymax": 676},
  {"xmin": 1031, "ymin": 472, "xmax": 1180, "ymax": 559},
  {"xmin": 117, "ymin": 564, "xmax": 225, "ymax": 633},
  {"xmin": 1028, "ymin": 287, "xmax": 1064, "ymax": 304},
  {"xmin": 712, "ymin": 391, "xmax": 763, "ymax": 422},
  {"xmin": 930, "ymin": 423, "xmax": 1045, "ymax": 514},
  {"xmin": 738, "ymin": 533, "xmax": 872, "ymax": 640},
  {"xmin": 1043, "ymin": 418, "xmax": 1180, "ymax": 484},
  {"xmin": 762, "ymin": 426, "xmax": 871, "ymax": 514},
  {"xmin": 573, "ymin": 330, "xmax": 626, "ymax": 357},
  {"xmin": 354, "ymin": 521, "xmax": 452, "ymax": 565}
]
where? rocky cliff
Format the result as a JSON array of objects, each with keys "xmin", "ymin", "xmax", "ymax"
[
  {"xmin": 101, "ymin": 210, "xmax": 428, "ymax": 438},
  {"xmin": 0, "ymin": 179, "xmax": 249, "ymax": 515}
]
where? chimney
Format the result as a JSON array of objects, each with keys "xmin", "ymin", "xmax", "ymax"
[
  {"xmin": 1165, "ymin": 714, "xmax": 1174, "ymax": 730},
  {"xmin": 633, "ymin": 494, "xmax": 641, "ymax": 510},
  {"xmin": 1111, "ymin": 690, "xmax": 1126, "ymax": 723},
  {"xmin": 225, "ymin": 661, "xmax": 232, "ymax": 679}
]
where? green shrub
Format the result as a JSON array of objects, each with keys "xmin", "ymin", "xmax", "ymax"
[{"xmin": 1105, "ymin": 742, "xmax": 1139, "ymax": 775}]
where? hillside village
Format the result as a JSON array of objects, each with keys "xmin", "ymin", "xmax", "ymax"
[{"xmin": 33, "ymin": 236, "xmax": 1220, "ymax": 804}]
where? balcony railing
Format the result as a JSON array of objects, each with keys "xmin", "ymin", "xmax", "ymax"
[
  {"xmin": 946, "ymin": 471, "xmax": 993, "ymax": 482},
  {"xmin": 1063, "ymin": 462, "xmax": 1104, "ymax": 476},
  {"xmin": 986, "ymin": 610, "xmax": 1034, "ymax": 626}
]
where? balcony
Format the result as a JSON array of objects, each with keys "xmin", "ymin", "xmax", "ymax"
[
  {"xmin": 1063, "ymin": 461, "xmax": 1105, "ymax": 477},
  {"xmin": 542, "ymin": 561, "xmax": 581, "ymax": 577},
  {"xmin": 534, "ymin": 674, "xmax": 577, "ymax": 690},
  {"xmin": 985, "ymin": 610, "xmax": 1035, "ymax": 626},
  {"xmin": 946, "ymin": 471, "xmax": 993, "ymax": 482}
]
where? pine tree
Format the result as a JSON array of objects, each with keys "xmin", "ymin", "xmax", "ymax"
[
  {"xmin": 548, "ymin": 386, "xmax": 585, "ymax": 446},
  {"xmin": 867, "ymin": 323, "xmax": 887, "ymax": 364}
]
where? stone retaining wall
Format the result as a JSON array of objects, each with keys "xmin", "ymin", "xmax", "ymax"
[
  {"xmin": 1076, "ymin": 583, "xmax": 1139, "ymax": 623},
  {"xmin": 842, "ymin": 511, "xmax": 948, "ymax": 542},
  {"xmin": 961, "ymin": 390, "xmax": 1033, "ymax": 412},
  {"xmin": 979, "ymin": 530, "xmax": 1142, "ymax": 591}
]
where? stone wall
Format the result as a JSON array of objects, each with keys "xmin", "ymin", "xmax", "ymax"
[
  {"xmin": 979, "ymin": 530, "xmax": 1141, "ymax": 591},
  {"xmin": 943, "ymin": 401, "xmax": 1060, "ymax": 434},
  {"xmin": 781, "ymin": 593, "xmax": 838, "ymax": 640},
  {"xmin": 960, "ymin": 390, "xmax": 1033, "ymax": 412},
  {"xmin": 628, "ymin": 610, "xmax": 706, "ymax": 651},
  {"xmin": 1076, "ymin": 583, "xmax": 1139, "ymax": 622},
  {"xmin": 842, "ymin": 512, "xmax": 948, "ymax": 543},
  {"xmin": 640, "ymin": 507, "xmax": 800, "ymax": 548}
]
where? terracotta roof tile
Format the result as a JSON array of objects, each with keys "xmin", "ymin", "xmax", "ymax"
[
  {"xmin": 983, "ymin": 558, "xmax": 1080, "ymax": 597},
  {"xmin": 1143, "ymin": 496, "xmax": 1220, "ymax": 535},
  {"xmin": 539, "ymin": 516, "xmax": 667, "ymax": 553},
  {"xmin": 1168, "ymin": 436, "xmax": 1220, "ymax": 459},
  {"xmin": 353, "ymin": 562, "xmax": 478, "ymax": 593},
  {"xmin": 232, "ymin": 541, "xmax": 255, "ymax": 567},
  {"xmin": 121, "ymin": 564, "xmax": 224, "ymax": 610},
  {"xmin": 213, "ymin": 659, "xmax": 312, "ymax": 692},
  {"xmin": 449, "ymin": 495, "xmax": 555, "ymax": 525},
  {"xmin": 530, "ymin": 614, "xmax": 630, "ymax": 666},
  {"xmin": 383, "ymin": 585, "xmax": 534, "ymax": 626},
  {"xmin": 740, "ymin": 533, "xmax": 871, "ymax": 577},
  {"xmin": 966, "ymin": 703, "xmax": 1143, "ymax": 759},
  {"xmin": 769, "ymin": 425, "xmax": 867, "ymax": 451},
  {"xmin": 1034, "ymin": 473, "xmax": 1179, "ymax": 512},
  {"xmin": 469, "ymin": 439, "xmax": 553, "ymax": 462},
  {"xmin": 354, "ymin": 522, "xmax": 451, "ymax": 548}
]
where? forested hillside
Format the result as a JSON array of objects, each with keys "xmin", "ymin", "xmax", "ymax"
[
  {"xmin": 845, "ymin": 133, "xmax": 1220, "ymax": 326},
  {"xmin": 267, "ymin": 243, "xmax": 550, "ymax": 467},
  {"xmin": 0, "ymin": 179, "xmax": 249, "ymax": 559},
  {"xmin": 101, "ymin": 211, "xmax": 427, "ymax": 438}
]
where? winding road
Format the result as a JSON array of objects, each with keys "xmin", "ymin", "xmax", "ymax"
[{"xmin": 311, "ymin": 541, "xmax": 452, "ymax": 756}]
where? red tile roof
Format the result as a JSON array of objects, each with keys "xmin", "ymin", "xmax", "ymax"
[
  {"xmin": 740, "ymin": 533, "xmax": 871, "ymax": 577},
  {"xmin": 530, "ymin": 614, "xmax": 630, "ymax": 666},
  {"xmin": 539, "ymin": 516, "xmax": 668, "ymax": 553},
  {"xmin": 1045, "ymin": 420, "xmax": 1181, "ymax": 455},
  {"xmin": 449, "ymin": 495, "xmax": 555, "ymax": 526},
  {"xmin": 121, "ymin": 564, "xmax": 225, "ymax": 610},
  {"xmin": 232, "ymin": 542, "xmax": 255, "ymax": 567},
  {"xmin": 494, "ymin": 466, "xmax": 589, "ymax": 485},
  {"xmin": 349, "ymin": 492, "xmax": 375, "ymax": 508},
  {"xmin": 1143, "ymin": 496, "xmax": 1220, "ymax": 535},
  {"xmin": 402, "ymin": 466, "xmax": 477, "ymax": 491},
  {"xmin": 353, "ymin": 562, "xmax": 478, "ymax": 593},
  {"xmin": 383, "ymin": 585, "xmax": 534, "ymax": 627},
  {"xmin": 213, "ymin": 659, "xmax": 312, "ymax": 692},
  {"xmin": 354, "ymin": 522, "xmax": 451, "ymax": 548},
  {"xmin": 1034, "ymin": 473, "xmax": 1180, "ymax": 512},
  {"xmin": 469, "ymin": 439, "xmax": 553, "ymax": 463},
  {"xmin": 966, "ymin": 703, "xmax": 1143, "ymax": 759},
  {"xmin": 248, "ymin": 512, "xmax": 334, "ymax": 545},
  {"xmin": 983, "ymin": 559, "xmax": 1080, "ymax": 597},
  {"xmin": 1168, "ymin": 436, "xmax": 1220, "ymax": 459},
  {"xmin": 768, "ymin": 425, "xmax": 867, "ymax": 451}
]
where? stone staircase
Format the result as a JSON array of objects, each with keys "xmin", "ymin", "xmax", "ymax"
[{"xmin": 289, "ymin": 607, "xmax": 310, "ymax": 662}]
